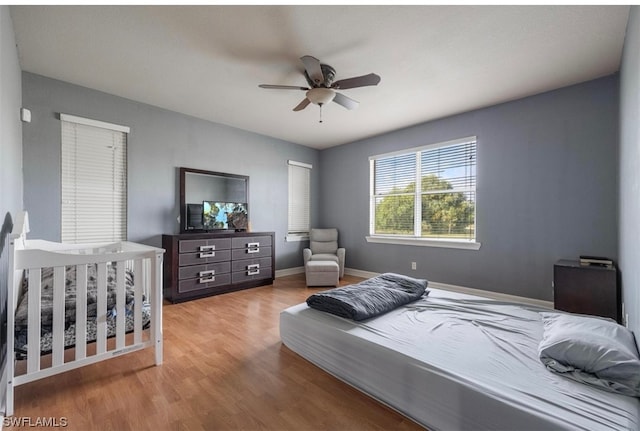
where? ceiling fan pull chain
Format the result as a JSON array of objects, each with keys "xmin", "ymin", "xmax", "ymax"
[{"xmin": 319, "ymin": 104, "xmax": 323, "ymax": 123}]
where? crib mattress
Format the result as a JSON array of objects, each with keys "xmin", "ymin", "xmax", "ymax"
[{"xmin": 280, "ymin": 288, "xmax": 640, "ymax": 431}]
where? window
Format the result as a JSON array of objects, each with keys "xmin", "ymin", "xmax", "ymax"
[
  {"xmin": 368, "ymin": 136, "xmax": 479, "ymax": 249},
  {"xmin": 61, "ymin": 114, "xmax": 129, "ymax": 243},
  {"xmin": 287, "ymin": 160, "xmax": 312, "ymax": 241}
]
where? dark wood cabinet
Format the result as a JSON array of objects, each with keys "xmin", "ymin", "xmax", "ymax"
[
  {"xmin": 162, "ymin": 232, "xmax": 275, "ymax": 303},
  {"xmin": 553, "ymin": 259, "xmax": 620, "ymax": 323}
]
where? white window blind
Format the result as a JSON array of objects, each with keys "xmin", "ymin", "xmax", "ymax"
[
  {"xmin": 370, "ymin": 136, "xmax": 477, "ymax": 242},
  {"xmin": 288, "ymin": 160, "xmax": 312, "ymax": 236},
  {"xmin": 61, "ymin": 114, "xmax": 129, "ymax": 243}
]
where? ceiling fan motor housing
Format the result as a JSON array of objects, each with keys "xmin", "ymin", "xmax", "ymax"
[{"xmin": 305, "ymin": 64, "xmax": 336, "ymax": 87}]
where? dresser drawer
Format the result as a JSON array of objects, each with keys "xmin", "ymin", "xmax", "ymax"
[
  {"xmin": 231, "ymin": 257, "xmax": 271, "ymax": 273},
  {"xmin": 178, "ymin": 262, "xmax": 230, "ymax": 280},
  {"xmin": 232, "ymin": 266, "xmax": 273, "ymax": 284},
  {"xmin": 231, "ymin": 246, "xmax": 271, "ymax": 261},
  {"xmin": 231, "ymin": 235, "xmax": 272, "ymax": 250},
  {"xmin": 179, "ymin": 249, "xmax": 231, "ymax": 266},
  {"xmin": 179, "ymin": 238, "xmax": 231, "ymax": 253},
  {"xmin": 178, "ymin": 273, "xmax": 232, "ymax": 294}
]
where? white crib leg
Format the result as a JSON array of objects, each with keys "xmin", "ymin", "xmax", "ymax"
[
  {"xmin": 153, "ymin": 253, "xmax": 163, "ymax": 365},
  {"xmin": 4, "ymin": 352, "xmax": 14, "ymax": 417},
  {"xmin": 5, "ymin": 381, "xmax": 14, "ymax": 417}
]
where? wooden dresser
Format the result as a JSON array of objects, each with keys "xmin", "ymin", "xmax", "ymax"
[{"xmin": 162, "ymin": 232, "xmax": 275, "ymax": 303}]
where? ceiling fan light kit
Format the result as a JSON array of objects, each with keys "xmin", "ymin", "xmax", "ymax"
[
  {"xmin": 306, "ymin": 88, "xmax": 335, "ymax": 106},
  {"xmin": 259, "ymin": 55, "xmax": 381, "ymax": 123}
]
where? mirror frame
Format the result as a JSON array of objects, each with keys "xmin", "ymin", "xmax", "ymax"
[{"xmin": 179, "ymin": 167, "xmax": 249, "ymax": 233}]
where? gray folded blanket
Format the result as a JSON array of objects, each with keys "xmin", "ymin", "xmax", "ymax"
[{"xmin": 306, "ymin": 272, "xmax": 428, "ymax": 321}]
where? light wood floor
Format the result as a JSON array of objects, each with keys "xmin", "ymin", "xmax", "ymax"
[{"xmin": 12, "ymin": 274, "xmax": 424, "ymax": 431}]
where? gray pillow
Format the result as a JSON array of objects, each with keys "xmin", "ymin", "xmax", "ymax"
[{"xmin": 538, "ymin": 312, "xmax": 640, "ymax": 397}]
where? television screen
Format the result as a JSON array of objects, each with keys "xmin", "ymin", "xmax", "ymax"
[{"xmin": 202, "ymin": 201, "xmax": 248, "ymax": 230}]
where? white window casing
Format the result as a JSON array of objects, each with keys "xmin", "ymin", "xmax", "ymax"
[{"xmin": 367, "ymin": 136, "xmax": 480, "ymax": 250}]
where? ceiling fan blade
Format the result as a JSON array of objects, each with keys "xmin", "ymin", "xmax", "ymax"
[
  {"xmin": 331, "ymin": 73, "xmax": 381, "ymax": 90},
  {"xmin": 300, "ymin": 55, "xmax": 324, "ymax": 86},
  {"xmin": 259, "ymin": 84, "xmax": 309, "ymax": 90},
  {"xmin": 333, "ymin": 92, "xmax": 359, "ymax": 110},
  {"xmin": 293, "ymin": 98, "xmax": 311, "ymax": 111}
]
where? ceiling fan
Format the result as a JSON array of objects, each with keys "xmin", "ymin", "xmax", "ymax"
[{"xmin": 259, "ymin": 55, "xmax": 381, "ymax": 122}]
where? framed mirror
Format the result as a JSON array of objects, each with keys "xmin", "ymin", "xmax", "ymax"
[{"xmin": 180, "ymin": 167, "xmax": 249, "ymax": 233}]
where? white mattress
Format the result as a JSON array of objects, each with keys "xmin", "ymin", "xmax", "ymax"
[{"xmin": 280, "ymin": 288, "xmax": 640, "ymax": 431}]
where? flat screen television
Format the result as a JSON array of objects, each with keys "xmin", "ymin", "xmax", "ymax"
[{"xmin": 202, "ymin": 201, "xmax": 248, "ymax": 231}]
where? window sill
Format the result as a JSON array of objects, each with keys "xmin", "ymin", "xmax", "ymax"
[
  {"xmin": 286, "ymin": 234, "xmax": 309, "ymax": 242},
  {"xmin": 365, "ymin": 236, "xmax": 481, "ymax": 250}
]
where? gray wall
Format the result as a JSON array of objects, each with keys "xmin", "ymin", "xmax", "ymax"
[
  {"xmin": 18, "ymin": 46, "xmax": 622, "ymax": 303},
  {"xmin": 21, "ymin": 72, "xmax": 320, "ymax": 270},
  {"xmin": 320, "ymin": 76, "xmax": 619, "ymax": 301},
  {"xmin": 0, "ymin": 5, "xmax": 23, "ymax": 408},
  {"xmin": 620, "ymin": 6, "xmax": 640, "ymax": 335}
]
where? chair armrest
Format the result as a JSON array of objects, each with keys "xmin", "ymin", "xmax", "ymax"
[{"xmin": 303, "ymin": 248, "xmax": 312, "ymax": 265}]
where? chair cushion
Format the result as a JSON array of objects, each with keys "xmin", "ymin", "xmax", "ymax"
[{"xmin": 309, "ymin": 254, "xmax": 339, "ymax": 264}]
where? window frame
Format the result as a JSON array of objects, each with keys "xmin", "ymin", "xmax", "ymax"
[{"xmin": 366, "ymin": 136, "xmax": 481, "ymax": 250}]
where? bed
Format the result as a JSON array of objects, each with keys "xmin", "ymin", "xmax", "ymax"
[
  {"xmin": 280, "ymin": 276, "xmax": 640, "ymax": 431},
  {"xmin": 5, "ymin": 212, "xmax": 164, "ymax": 416}
]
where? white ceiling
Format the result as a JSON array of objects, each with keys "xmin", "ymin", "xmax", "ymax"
[{"xmin": 10, "ymin": 5, "xmax": 630, "ymax": 149}]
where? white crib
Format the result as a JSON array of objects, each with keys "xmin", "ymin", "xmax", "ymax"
[{"xmin": 5, "ymin": 212, "xmax": 164, "ymax": 416}]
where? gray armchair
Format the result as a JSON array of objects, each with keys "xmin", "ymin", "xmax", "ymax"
[{"xmin": 303, "ymin": 228, "xmax": 345, "ymax": 278}]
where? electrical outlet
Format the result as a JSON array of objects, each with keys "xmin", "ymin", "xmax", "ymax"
[{"xmin": 411, "ymin": 261, "xmax": 417, "ymax": 270}]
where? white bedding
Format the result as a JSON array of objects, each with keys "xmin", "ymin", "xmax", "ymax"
[{"xmin": 280, "ymin": 288, "xmax": 640, "ymax": 431}]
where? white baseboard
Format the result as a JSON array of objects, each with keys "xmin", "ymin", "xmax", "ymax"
[
  {"xmin": 275, "ymin": 266, "xmax": 305, "ymax": 278},
  {"xmin": 344, "ymin": 268, "xmax": 379, "ymax": 279},
  {"xmin": 276, "ymin": 267, "xmax": 375, "ymax": 279}
]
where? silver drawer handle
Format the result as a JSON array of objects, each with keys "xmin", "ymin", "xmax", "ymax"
[
  {"xmin": 247, "ymin": 242, "xmax": 260, "ymax": 254},
  {"xmin": 199, "ymin": 270, "xmax": 216, "ymax": 283},
  {"xmin": 199, "ymin": 245, "xmax": 216, "ymax": 258},
  {"xmin": 247, "ymin": 264, "xmax": 260, "ymax": 275}
]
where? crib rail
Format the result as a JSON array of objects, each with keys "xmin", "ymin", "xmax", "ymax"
[
  {"xmin": 17, "ymin": 256, "xmax": 160, "ymax": 378},
  {"xmin": 6, "ymin": 212, "xmax": 163, "ymax": 417}
]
